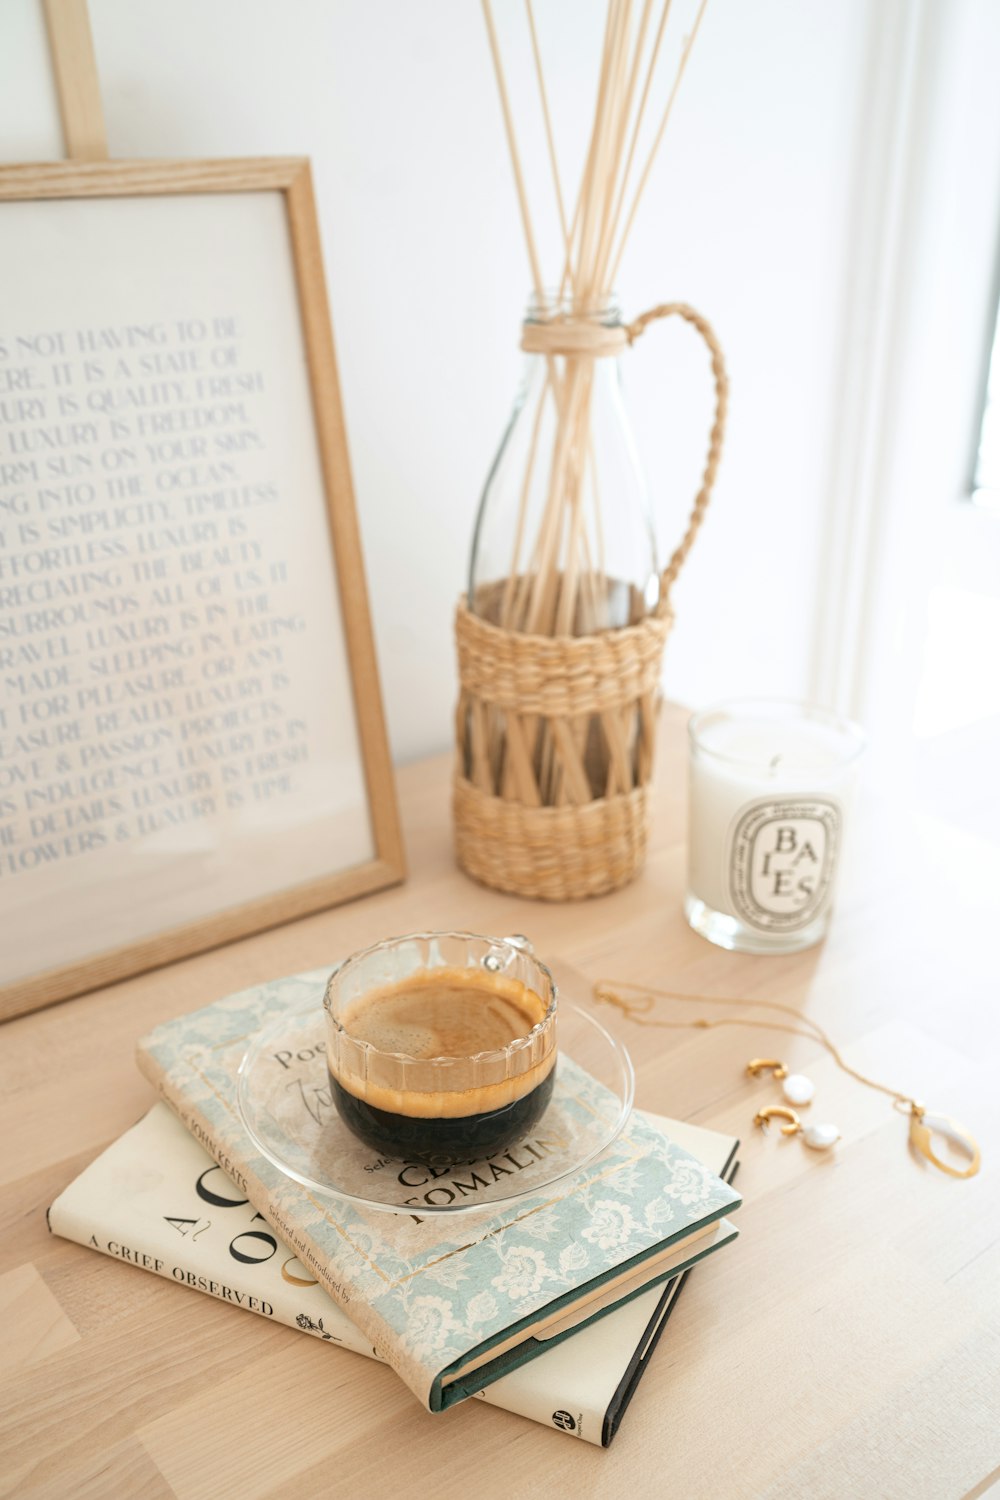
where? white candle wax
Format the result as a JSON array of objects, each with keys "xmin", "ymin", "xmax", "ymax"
[{"xmin": 686, "ymin": 701, "xmax": 866, "ymax": 953}]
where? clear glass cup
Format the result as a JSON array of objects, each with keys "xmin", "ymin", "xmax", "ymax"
[
  {"xmin": 323, "ymin": 931, "xmax": 557, "ymax": 1162},
  {"xmin": 686, "ymin": 699, "xmax": 867, "ymax": 954}
]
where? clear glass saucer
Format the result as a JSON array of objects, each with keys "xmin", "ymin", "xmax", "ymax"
[{"xmin": 236, "ymin": 992, "xmax": 634, "ymax": 1215}]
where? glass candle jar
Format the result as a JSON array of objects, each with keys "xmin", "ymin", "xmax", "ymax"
[{"xmin": 686, "ymin": 700, "xmax": 867, "ymax": 954}]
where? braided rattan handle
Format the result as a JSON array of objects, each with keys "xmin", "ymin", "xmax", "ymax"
[{"xmin": 626, "ymin": 302, "xmax": 728, "ymax": 600}]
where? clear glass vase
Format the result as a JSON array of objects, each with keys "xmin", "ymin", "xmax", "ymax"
[
  {"xmin": 468, "ymin": 294, "xmax": 659, "ymax": 637},
  {"xmin": 455, "ymin": 291, "xmax": 726, "ymax": 892}
]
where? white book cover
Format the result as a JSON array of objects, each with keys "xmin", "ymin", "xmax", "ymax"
[{"xmin": 49, "ymin": 1103, "xmax": 738, "ymax": 1447}]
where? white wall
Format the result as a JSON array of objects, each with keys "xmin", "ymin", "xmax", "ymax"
[
  {"xmin": 818, "ymin": 0, "xmax": 1000, "ymax": 846},
  {"xmin": 0, "ymin": 0, "xmax": 63, "ymax": 159},
  {"xmin": 3, "ymin": 0, "xmax": 879, "ymax": 764}
]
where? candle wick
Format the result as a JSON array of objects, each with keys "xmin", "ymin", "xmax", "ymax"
[{"xmin": 769, "ymin": 755, "xmax": 782, "ymax": 773}]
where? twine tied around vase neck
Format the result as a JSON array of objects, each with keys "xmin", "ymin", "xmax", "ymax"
[
  {"xmin": 520, "ymin": 318, "xmax": 629, "ymax": 358},
  {"xmin": 520, "ymin": 299, "xmax": 724, "ymax": 362}
]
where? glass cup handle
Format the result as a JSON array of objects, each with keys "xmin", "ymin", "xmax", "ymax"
[{"xmin": 482, "ymin": 934, "xmax": 534, "ymax": 973}]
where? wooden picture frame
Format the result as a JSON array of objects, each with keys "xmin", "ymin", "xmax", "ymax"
[{"xmin": 0, "ymin": 158, "xmax": 405, "ymax": 1021}]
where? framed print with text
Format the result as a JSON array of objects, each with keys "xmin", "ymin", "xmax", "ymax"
[{"xmin": 0, "ymin": 157, "xmax": 405, "ymax": 1021}]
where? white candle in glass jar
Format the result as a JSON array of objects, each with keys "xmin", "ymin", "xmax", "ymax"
[{"xmin": 686, "ymin": 700, "xmax": 866, "ymax": 954}]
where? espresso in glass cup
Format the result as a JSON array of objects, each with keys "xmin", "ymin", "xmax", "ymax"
[{"xmin": 323, "ymin": 933, "xmax": 557, "ymax": 1161}]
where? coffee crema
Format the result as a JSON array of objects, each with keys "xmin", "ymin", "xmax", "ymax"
[{"xmin": 326, "ymin": 966, "xmax": 556, "ymax": 1159}]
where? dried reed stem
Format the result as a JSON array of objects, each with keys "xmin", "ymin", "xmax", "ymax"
[
  {"xmin": 608, "ymin": 0, "xmax": 709, "ymax": 286},
  {"xmin": 598, "ymin": 0, "xmax": 671, "ymax": 288},
  {"xmin": 590, "ymin": 0, "xmax": 655, "ymax": 288},
  {"xmin": 481, "ymin": 0, "xmax": 547, "ymax": 305},
  {"xmin": 477, "ymin": 0, "xmax": 711, "ymax": 809},
  {"xmin": 499, "ymin": 367, "xmax": 551, "ymax": 627},
  {"xmin": 525, "ymin": 0, "xmax": 570, "ymax": 255}
]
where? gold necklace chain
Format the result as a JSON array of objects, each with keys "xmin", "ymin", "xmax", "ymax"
[
  {"xmin": 593, "ymin": 980, "xmax": 914, "ymax": 1108},
  {"xmin": 592, "ymin": 979, "xmax": 982, "ymax": 1178}
]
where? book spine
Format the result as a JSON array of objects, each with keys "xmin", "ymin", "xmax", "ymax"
[
  {"xmin": 135, "ymin": 1049, "xmax": 403, "ymax": 1376},
  {"xmin": 474, "ymin": 1382, "xmax": 606, "ymax": 1448},
  {"xmin": 47, "ymin": 1191, "xmax": 380, "ymax": 1360}
]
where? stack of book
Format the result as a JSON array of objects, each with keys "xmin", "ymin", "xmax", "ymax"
[{"xmin": 49, "ymin": 970, "xmax": 741, "ymax": 1447}]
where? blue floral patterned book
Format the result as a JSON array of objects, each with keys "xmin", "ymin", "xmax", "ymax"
[{"xmin": 136, "ymin": 970, "xmax": 741, "ymax": 1412}]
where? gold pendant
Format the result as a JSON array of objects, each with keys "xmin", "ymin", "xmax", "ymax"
[{"xmin": 909, "ymin": 1106, "xmax": 981, "ymax": 1179}]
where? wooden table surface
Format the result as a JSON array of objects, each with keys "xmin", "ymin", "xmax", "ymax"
[{"xmin": 2, "ymin": 706, "xmax": 998, "ymax": 1500}]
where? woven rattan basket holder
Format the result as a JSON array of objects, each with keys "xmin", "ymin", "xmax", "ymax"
[{"xmin": 453, "ymin": 303, "xmax": 728, "ymax": 901}]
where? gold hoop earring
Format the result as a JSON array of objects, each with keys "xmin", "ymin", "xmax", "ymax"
[{"xmin": 746, "ymin": 1058, "xmax": 788, "ymax": 1080}]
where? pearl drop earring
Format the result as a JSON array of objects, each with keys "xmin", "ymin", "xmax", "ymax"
[
  {"xmin": 753, "ymin": 1105, "xmax": 841, "ymax": 1152},
  {"xmin": 745, "ymin": 1057, "xmax": 816, "ymax": 1106}
]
